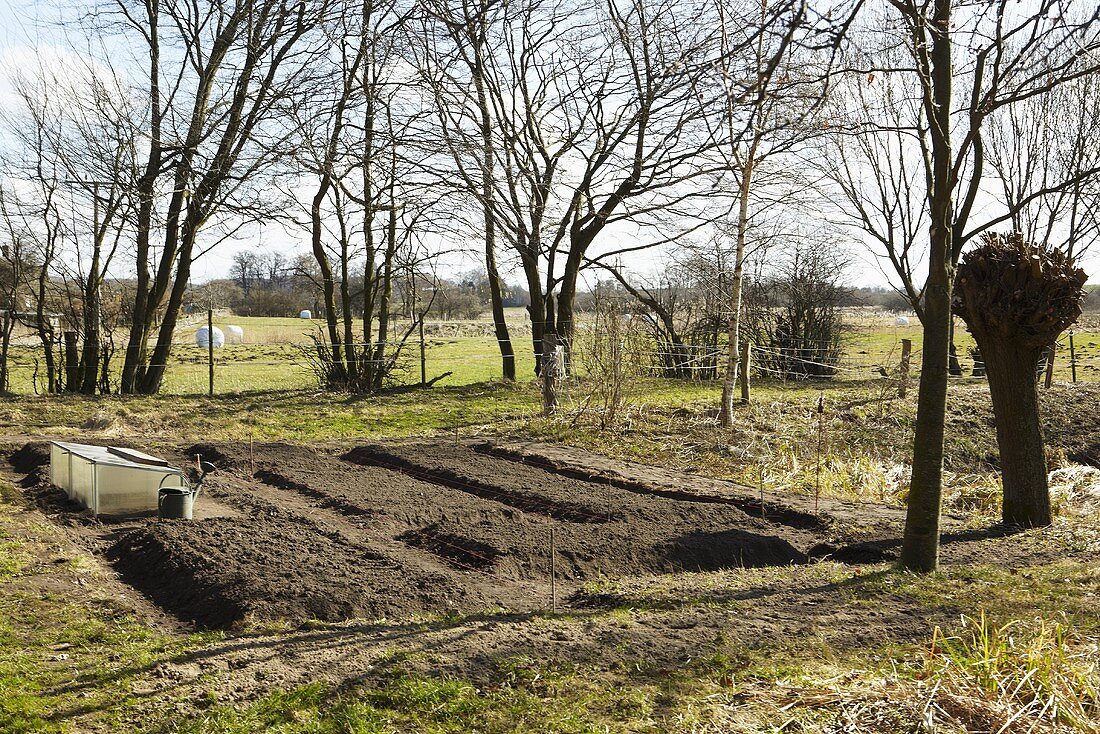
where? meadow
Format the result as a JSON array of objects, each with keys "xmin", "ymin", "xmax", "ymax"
[{"xmin": 2, "ymin": 309, "xmax": 1098, "ymax": 395}]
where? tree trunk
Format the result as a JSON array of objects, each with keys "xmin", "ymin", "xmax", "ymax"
[
  {"xmin": 35, "ymin": 266, "xmax": 57, "ymax": 393},
  {"xmin": 901, "ymin": 251, "xmax": 951, "ymax": 571},
  {"xmin": 470, "ymin": 24, "xmax": 514, "ymax": 383},
  {"xmin": 0, "ymin": 309, "xmax": 12, "ymax": 393},
  {"xmin": 121, "ymin": 0, "xmax": 161, "ymax": 395},
  {"xmin": 486, "ymin": 250, "xmax": 515, "ymax": 381},
  {"xmin": 80, "ymin": 223, "xmax": 103, "ymax": 394},
  {"xmin": 718, "ymin": 205, "xmax": 749, "ymax": 422},
  {"xmin": 311, "ymin": 177, "xmax": 346, "ymax": 384},
  {"xmin": 64, "ymin": 331, "xmax": 80, "ymax": 392},
  {"xmin": 371, "ymin": 204, "xmax": 398, "ymax": 391},
  {"xmin": 556, "ymin": 239, "xmax": 588, "ymax": 372},
  {"xmin": 900, "ymin": 0, "xmax": 953, "ymax": 573},
  {"xmin": 521, "ymin": 252, "xmax": 544, "ymax": 377},
  {"xmin": 339, "ymin": 214, "xmax": 358, "ymax": 385},
  {"xmin": 978, "ymin": 340, "xmax": 1052, "ymax": 526}
]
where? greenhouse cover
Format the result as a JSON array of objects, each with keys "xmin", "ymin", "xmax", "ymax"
[{"xmin": 49, "ymin": 442, "xmax": 187, "ymax": 516}]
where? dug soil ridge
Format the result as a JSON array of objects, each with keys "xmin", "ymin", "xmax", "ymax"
[{"xmin": 475, "ymin": 439, "xmax": 910, "ymax": 536}]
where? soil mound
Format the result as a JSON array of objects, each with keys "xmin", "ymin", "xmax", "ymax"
[
  {"xmin": 109, "ymin": 516, "xmax": 461, "ymax": 629},
  {"xmin": 9, "ymin": 441, "xmax": 50, "ymax": 474},
  {"xmin": 182, "ymin": 444, "xmax": 233, "ymax": 469},
  {"xmin": 343, "ymin": 444, "xmax": 617, "ymax": 523}
]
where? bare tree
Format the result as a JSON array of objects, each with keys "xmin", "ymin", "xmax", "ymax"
[
  {"xmin": 869, "ymin": 0, "xmax": 1100, "ymax": 571},
  {"xmin": 0, "ymin": 54, "xmax": 139, "ymax": 394},
  {"xmin": 985, "ymin": 74, "xmax": 1100, "ymax": 259},
  {"xmin": 708, "ymin": 0, "xmax": 825, "ymax": 423},
  {"xmin": 415, "ymin": 0, "xmax": 530, "ymax": 381},
  {"xmin": 112, "ymin": 0, "xmax": 335, "ymax": 394}
]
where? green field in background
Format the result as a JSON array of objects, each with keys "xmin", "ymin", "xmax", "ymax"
[{"xmin": 2, "ymin": 313, "xmax": 1097, "ymax": 395}]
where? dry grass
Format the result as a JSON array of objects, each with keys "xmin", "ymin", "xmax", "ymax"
[
  {"xmin": 677, "ymin": 613, "xmax": 1100, "ymax": 733},
  {"xmin": 921, "ymin": 613, "xmax": 1100, "ymax": 733}
]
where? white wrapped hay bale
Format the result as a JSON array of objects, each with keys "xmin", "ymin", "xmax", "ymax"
[
  {"xmin": 894, "ymin": 316, "xmax": 910, "ymax": 327},
  {"xmin": 224, "ymin": 325, "xmax": 245, "ymax": 344},
  {"xmin": 196, "ymin": 325, "xmax": 225, "ymax": 348},
  {"xmin": 299, "ymin": 309, "xmax": 313, "ymax": 319}
]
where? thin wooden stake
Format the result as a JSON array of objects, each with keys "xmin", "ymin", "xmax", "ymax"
[
  {"xmin": 207, "ymin": 308, "xmax": 215, "ymax": 396},
  {"xmin": 419, "ymin": 315, "xmax": 426, "ymax": 386},
  {"xmin": 815, "ymin": 394, "xmax": 824, "ymax": 513},
  {"xmin": 1069, "ymin": 332, "xmax": 1077, "ymax": 383},
  {"xmin": 249, "ymin": 430, "xmax": 255, "ymax": 475},
  {"xmin": 759, "ymin": 465, "xmax": 766, "ymax": 520},
  {"xmin": 899, "ymin": 339, "xmax": 912, "ymax": 397},
  {"xmin": 549, "ymin": 525, "xmax": 557, "ymax": 613}
]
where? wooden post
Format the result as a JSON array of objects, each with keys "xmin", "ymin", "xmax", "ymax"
[
  {"xmin": 758, "ymin": 465, "xmax": 766, "ymax": 520},
  {"xmin": 899, "ymin": 339, "xmax": 912, "ymax": 397},
  {"xmin": 0, "ymin": 310, "xmax": 8, "ymax": 392},
  {"xmin": 207, "ymin": 308, "xmax": 215, "ymax": 396},
  {"xmin": 738, "ymin": 340, "xmax": 751, "ymax": 404},
  {"xmin": 63, "ymin": 331, "xmax": 79, "ymax": 392},
  {"xmin": 542, "ymin": 333, "xmax": 560, "ymax": 416},
  {"xmin": 549, "ymin": 524, "xmax": 557, "ymax": 613},
  {"xmin": 1043, "ymin": 344, "xmax": 1055, "ymax": 388},
  {"xmin": 419, "ymin": 316, "xmax": 426, "ymax": 386},
  {"xmin": 1069, "ymin": 332, "xmax": 1077, "ymax": 384}
]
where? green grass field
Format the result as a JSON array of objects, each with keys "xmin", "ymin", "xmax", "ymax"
[{"xmin": 3, "ymin": 312, "xmax": 1097, "ymax": 396}]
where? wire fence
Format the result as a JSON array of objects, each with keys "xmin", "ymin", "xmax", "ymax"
[{"xmin": 0, "ymin": 322, "xmax": 1097, "ymax": 396}]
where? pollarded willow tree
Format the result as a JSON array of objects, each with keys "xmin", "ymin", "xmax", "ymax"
[
  {"xmin": 863, "ymin": 0, "xmax": 1100, "ymax": 572},
  {"xmin": 952, "ymin": 233, "xmax": 1087, "ymax": 528}
]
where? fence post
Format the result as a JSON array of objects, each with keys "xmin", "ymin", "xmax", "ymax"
[
  {"xmin": 0, "ymin": 310, "xmax": 7, "ymax": 393},
  {"xmin": 738, "ymin": 340, "xmax": 751, "ymax": 404},
  {"xmin": 419, "ymin": 315, "xmax": 426, "ymax": 386},
  {"xmin": 899, "ymin": 339, "xmax": 912, "ymax": 398},
  {"xmin": 542, "ymin": 333, "xmax": 560, "ymax": 416},
  {"xmin": 1069, "ymin": 332, "xmax": 1077, "ymax": 384},
  {"xmin": 207, "ymin": 308, "xmax": 215, "ymax": 396},
  {"xmin": 1043, "ymin": 344, "xmax": 1055, "ymax": 389},
  {"xmin": 63, "ymin": 331, "xmax": 79, "ymax": 392}
]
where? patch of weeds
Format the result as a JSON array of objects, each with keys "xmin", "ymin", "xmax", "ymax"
[
  {"xmin": 922, "ymin": 612, "xmax": 1099, "ymax": 731},
  {"xmin": 0, "ymin": 539, "xmax": 29, "ymax": 578},
  {"xmin": 171, "ymin": 682, "xmax": 337, "ymax": 734},
  {"xmin": 858, "ymin": 561, "xmax": 1100, "ymax": 632}
]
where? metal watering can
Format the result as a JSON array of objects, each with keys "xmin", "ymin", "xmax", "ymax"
[{"xmin": 158, "ymin": 461, "xmax": 216, "ymax": 520}]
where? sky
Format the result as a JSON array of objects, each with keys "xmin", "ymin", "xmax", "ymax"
[{"xmin": 0, "ymin": 0, "xmax": 1095, "ymax": 292}]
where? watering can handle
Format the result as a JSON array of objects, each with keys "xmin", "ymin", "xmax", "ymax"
[{"xmin": 159, "ymin": 473, "xmax": 190, "ymax": 490}]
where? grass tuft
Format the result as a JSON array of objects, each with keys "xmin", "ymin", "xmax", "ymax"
[{"xmin": 925, "ymin": 612, "xmax": 1099, "ymax": 732}]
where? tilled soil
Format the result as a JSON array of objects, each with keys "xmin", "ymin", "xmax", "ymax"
[
  {"xmin": 4, "ymin": 437, "xmax": 1076, "ymax": 631},
  {"xmin": 7, "ymin": 439, "xmax": 836, "ymax": 628},
  {"xmin": 107, "ymin": 515, "xmax": 458, "ymax": 628}
]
